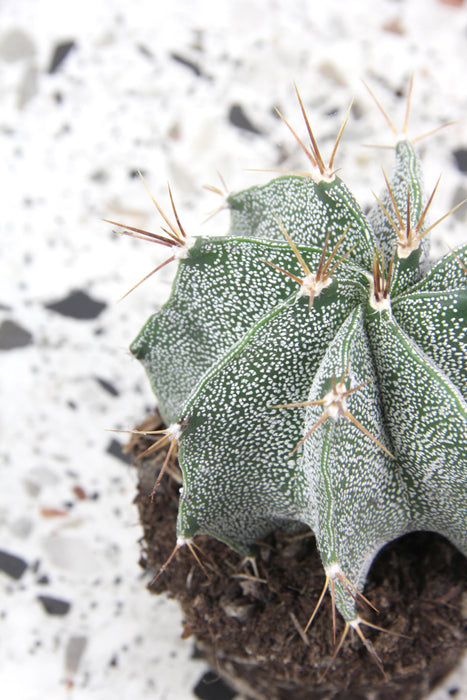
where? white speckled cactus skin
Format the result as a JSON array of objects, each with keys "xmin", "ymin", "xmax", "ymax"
[{"xmin": 126, "ymin": 88, "xmax": 467, "ymax": 647}]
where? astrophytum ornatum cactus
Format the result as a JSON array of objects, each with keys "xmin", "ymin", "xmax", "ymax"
[{"xmin": 114, "ymin": 83, "xmax": 467, "ymax": 663}]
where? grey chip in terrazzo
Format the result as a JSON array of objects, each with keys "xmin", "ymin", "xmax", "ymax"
[{"xmin": 0, "ymin": 319, "xmax": 34, "ymax": 349}]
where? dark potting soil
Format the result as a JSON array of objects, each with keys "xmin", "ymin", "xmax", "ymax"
[{"xmin": 131, "ymin": 410, "xmax": 467, "ymax": 700}]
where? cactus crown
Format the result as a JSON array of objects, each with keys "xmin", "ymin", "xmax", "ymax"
[{"xmin": 114, "ymin": 80, "xmax": 467, "ymax": 669}]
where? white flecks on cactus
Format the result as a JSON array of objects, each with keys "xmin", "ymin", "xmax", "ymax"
[{"xmin": 124, "ymin": 85, "xmax": 467, "ymax": 669}]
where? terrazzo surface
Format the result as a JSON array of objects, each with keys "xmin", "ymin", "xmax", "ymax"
[{"xmin": 1, "ymin": 0, "xmax": 466, "ymax": 698}]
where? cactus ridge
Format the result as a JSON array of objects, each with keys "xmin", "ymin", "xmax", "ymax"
[{"xmin": 117, "ymin": 81, "xmax": 467, "ymax": 668}]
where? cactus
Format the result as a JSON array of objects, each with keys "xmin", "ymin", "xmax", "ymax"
[{"xmin": 113, "ymin": 81, "xmax": 467, "ymax": 666}]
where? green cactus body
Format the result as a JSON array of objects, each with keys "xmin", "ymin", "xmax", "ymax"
[{"xmin": 127, "ymin": 93, "xmax": 467, "ymax": 651}]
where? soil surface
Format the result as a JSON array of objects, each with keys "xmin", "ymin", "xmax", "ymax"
[{"xmin": 130, "ymin": 410, "xmax": 467, "ymax": 700}]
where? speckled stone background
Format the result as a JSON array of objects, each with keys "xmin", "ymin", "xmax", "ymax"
[{"xmin": 1, "ymin": 1, "xmax": 466, "ymax": 698}]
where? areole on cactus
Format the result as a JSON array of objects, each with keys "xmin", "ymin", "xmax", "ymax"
[{"xmin": 110, "ymin": 79, "xmax": 467, "ymax": 670}]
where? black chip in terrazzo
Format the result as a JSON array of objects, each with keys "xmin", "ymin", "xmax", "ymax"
[
  {"xmin": 0, "ymin": 319, "xmax": 33, "ymax": 349},
  {"xmin": 48, "ymin": 40, "xmax": 76, "ymax": 73},
  {"xmin": 193, "ymin": 671, "xmax": 237, "ymax": 700},
  {"xmin": 95, "ymin": 376, "xmax": 120, "ymax": 396},
  {"xmin": 170, "ymin": 51, "xmax": 203, "ymax": 77},
  {"xmin": 128, "ymin": 168, "xmax": 146, "ymax": 179},
  {"xmin": 228, "ymin": 104, "xmax": 263, "ymax": 135},
  {"xmin": 106, "ymin": 439, "xmax": 132, "ymax": 464},
  {"xmin": 45, "ymin": 290, "xmax": 106, "ymax": 319},
  {"xmin": 453, "ymin": 148, "xmax": 467, "ymax": 173},
  {"xmin": 0, "ymin": 550, "xmax": 28, "ymax": 579},
  {"xmin": 37, "ymin": 595, "xmax": 71, "ymax": 616}
]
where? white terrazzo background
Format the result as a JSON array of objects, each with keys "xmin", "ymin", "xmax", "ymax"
[{"xmin": 1, "ymin": 1, "xmax": 466, "ymax": 698}]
